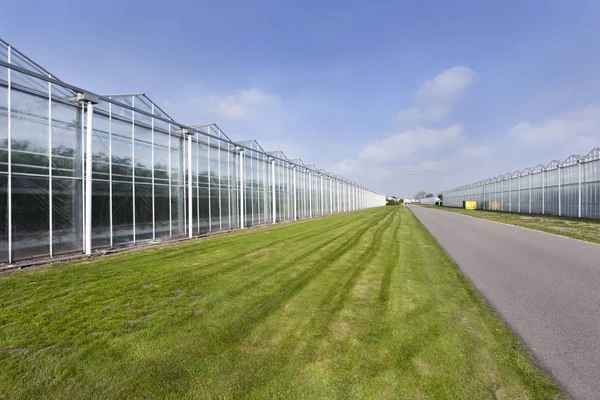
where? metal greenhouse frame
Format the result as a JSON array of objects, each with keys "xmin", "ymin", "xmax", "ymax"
[
  {"xmin": 442, "ymin": 148, "xmax": 600, "ymax": 219},
  {"xmin": 0, "ymin": 39, "xmax": 386, "ymax": 266}
]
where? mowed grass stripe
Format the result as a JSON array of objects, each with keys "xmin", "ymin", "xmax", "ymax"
[
  {"xmin": 0, "ymin": 207, "xmax": 564, "ymax": 399},
  {"xmin": 129, "ymin": 209, "xmax": 382, "ymax": 297},
  {"xmin": 211, "ymin": 209, "xmax": 399, "ymax": 397}
]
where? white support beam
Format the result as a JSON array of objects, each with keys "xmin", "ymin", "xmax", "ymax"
[
  {"xmin": 7, "ymin": 46, "xmax": 11, "ymax": 263},
  {"xmin": 239, "ymin": 148, "xmax": 245, "ymax": 229},
  {"xmin": 48, "ymin": 81, "xmax": 53, "ymax": 257},
  {"xmin": 308, "ymin": 172, "xmax": 312, "ymax": 218},
  {"xmin": 542, "ymin": 169, "xmax": 545, "ymax": 215},
  {"xmin": 187, "ymin": 133, "xmax": 193, "ymax": 238},
  {"xmin": 151, "ymin": 104, "xmax": 155, "ymax": 241},
  {"xmin": 271, "ymin": 159, "xmax": 276, "ymax": 224},
  {"xmin": 131, "ymin": 96, "xmax": 136, "ymax": 244},
  {"xmin": 218, "ymin": 138, "xmax": 222, "ymax": 230},
  {"xmin": 84, "ymin": 101, "xmax": 93, "ymax": 255},
  {"xmin": 109, "ymin": 103, "xmax": 113, "ymax": 247},
  {"xmin": 578, "ymin": 161, "xmax": 582, "ymax": 218},
  {"xmin": 207, "ymin": 132, "xmax": 212, "ymax": 232},
  {"xmin": 558, "ymin": 166, "xmax": 562, "ymax": 217},
  {"xmin": 293, "ymin": 166, "xmax": 297, "ymax": 220},
  {"xmin": 320, "ymin": 175, "xmax": 324, "ymax": 216},
  {"xmin": 528, "ymin": 172, "xmax": 532, "ymax": 214}
]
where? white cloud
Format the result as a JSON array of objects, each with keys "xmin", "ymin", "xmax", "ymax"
[
  {"xmin": 328, "ymin": 66, "xmax": 491, "ymax": 197},
  {"xmin": 358, "ymin": 124, "xmax": 465, "ymax": 163},
  {"xmin": 508, "ymin": 105, "xmax": 600, "ymax": 151},
  {"xmin": 212, "ymin": 88, "xmax": 277, "ymax": 120},
  {"xmin": 416, "ymin": 66, "xmax": 477, "ymax": 104},
  {"xmin": 394, "ymin": 66, "xmax": 477, "ymax": 126},
  {"xmin": 328, "ymin": 158, "xmax": 362, "ymax": 177}
]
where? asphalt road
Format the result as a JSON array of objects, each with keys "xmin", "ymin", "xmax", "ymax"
[{"xmin": 409, "ymin": 205, "xmax": 600, "ymax": 400}]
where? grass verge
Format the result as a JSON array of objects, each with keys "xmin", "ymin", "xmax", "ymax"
[
  {"xmin": 0, "ymin": 207, "xmax": 565, "ymax": 399},
  {"xmin": 428, "ymin": 205, "xmax": 600, "ymax": 244}
]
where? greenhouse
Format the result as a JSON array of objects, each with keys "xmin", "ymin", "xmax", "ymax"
[
  {"xmin": 0, "ymin": 39, "xmax": 385, "ymax": 266},
  {"xmin": 442, "ymin": 148, "xmax": 600, "ymax": 219}
]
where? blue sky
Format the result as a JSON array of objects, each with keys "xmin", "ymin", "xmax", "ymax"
[{"xmin": 2, "ymin": 0, "xmax": 600, "ymax": 197}]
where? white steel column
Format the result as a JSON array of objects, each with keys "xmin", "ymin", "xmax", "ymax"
[
  {"xmin": 239, "ymin": 148, "xmax": 245, "ymax": 229},
  {"xmin": 304, "ymin": 170, "xmax": 307, "ymax": 217},
  {"xmin": 542, "ymin": 169, "xmax": 545, "ymax": 215},
  {"xmin": 187, "ymin": 133, "xmax": 193, "ymax": 238},
  {"xmin": 151, "ymin": 104, "xmax": 155, "ymax": 241},
  {"xmin": 81, "ymin": 103, "xmax": 85, "ymax": 249},
  {"xmin": 109, "ymin": 104, "xmax": 113, "ymax": 247},
  {"xmin": 207, "ymin": 132, "xmax": 212, "ymax": 232},
  {"xmin": 250, "ymin": 148, "xmax": 254, "ymax": 225},
  {"xmin": 320, "ymin": 175, "xmax": 324, "ymax": 216},
  {"xmin": 271, "ymin": 159, "xmax": 276, "ymax": 224},
  {"xmin": 518, "ymin": 176, "xmax": 521, "ymax": 213},
  {"xmin": 558, "ymin": 167, "xmax": 562, "ymax": 216},
  {"xmin": 329, "ymin": 178, "xmax": 333, "ymax": 215},
  {"xmin": 196, "ymin": 138, "xmax": 200, "ymax": 233},
  {"xmin": 168, "ymin": 124, "xmax": 172, "ymax": 237},
  {"xmin": 528, "ymin": 173, "xmax": 532, "ymax": 214},
  {"xmin": 218, "ymin": 138, "xmax": 222, "ymax": 230},
  {"xmin": 346, "ymin": 184, "xmax": 349, "ymax": 212},
  {"xmin": 308, "ymin": 172, "xmax": 312, "ymax": 218},
  {"xmin": 227, "ymin": 146, "xmax": 231, "ymax": 229},
  {"xmin": 7, "ymin": 46, "xmax": 11, "ymax": 263},
  {"xmin": 262, "ymin": 157, "xmax": 267, "ymax": 224},
  {"xmin": 337, "ymin": 180, "xmax": 341, "ymax": 213},
  {"xmin": 131, "ymin": 96, "xmax": 136, "ymax": 243},
  {"xmin": 509, "ymin": 178, "xmax": 511, "ymax": 212},
  {"xmin": 578, "ymin": 160, "xmax": 582, "ymax": 218},
  {"xmin": 84, "ymin": 102, "xmax": 93, "ymax": 255},
  {"xmin": 48, "ymin": 81, "xmax": 53, "ymax": 257},
  {"xmin": 293, "ymin": 166, "xmax": 297, "ymax": 220},
  {"xmin": 300, "ymin": 170, "xmax": 303, "ymax": 217},
  {"xmin": 287, "ymin": 165, "xmax": 291, "ymax": 220}
]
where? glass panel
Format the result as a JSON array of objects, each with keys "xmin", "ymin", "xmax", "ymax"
[
  {"xmin": 12, "ymin": 175, "xmax": 49, "ymax": 260},
  {"xmin": 91, "ymin": 112, "xmax": 110, "ymax": 248},
  {"xmin": 135, "ymin": 183, "xmax": 153, "ymax": 240},
  {"xmin": 0, "ymin": 85, "xmax": 7, "ymax": 262},
  {"xmin": 210, "ymin": 142, "xmax": 220, "ymax": 230},
  {"xmin": 11, "ymin": 88, "xmax": 49, "ymax": 176},
  {"xmin": 0, "ymin": 86, "xmax": 8, "ymax": 174},
  {"xmin": 0, "ymin": 175, "xmax": 8, "ymax": 263},
  {"xmin": 134, "ymin": 123, "xmax": 153, "ymax": 241},
  {"xmin": 90, "ymin": 179, "xmax": 110, "ymax": 248},
  {"xmin": 154, "ymin": 130, "xmax": 170, "ymax": 239},
  {"xmin": 170, "ymin": 131, "xmax": 185, "ymax": 237},
  {"xmin": 51, "ymin": 101, "xmax": 80, "ymax": 178},
  {"xmin": 112, "ymin": 182, "xmax": 133, "ymax": 244},
  {"xmin": 196, "ymin": 138, "xmax": 210, "ymax": 234}
]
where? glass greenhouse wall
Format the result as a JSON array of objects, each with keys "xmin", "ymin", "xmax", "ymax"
[
  {"xmin": 442, "ymin": 149, "xmax": 600, "ymax": 219},
  {"xmin": 0, "ymin": 39, "xmax": 386, "ymax": 265}
]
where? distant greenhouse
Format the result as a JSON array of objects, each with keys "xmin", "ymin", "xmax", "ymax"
[
  {"xmin": 0, "ymin": 38, "xmax": 386, "ymax": 266},
  {"xmin": 443, "ymin": 149, "xmax": 600, "ymax": 219}
]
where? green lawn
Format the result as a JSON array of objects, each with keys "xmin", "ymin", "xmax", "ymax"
[
  {"xmin": 0, "ymin": 207, "xmax": 564, "ymax": 399},
  {"xmin": 430, "ymin": 205, "xmax": 600, "ymax": 244}
]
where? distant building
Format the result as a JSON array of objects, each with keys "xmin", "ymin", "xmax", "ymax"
[{"xmin": 419, "ymin": 196, "xmax": 442, "ymax": 206}]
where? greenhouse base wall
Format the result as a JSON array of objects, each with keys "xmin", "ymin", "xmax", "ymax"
[{"xmin": 0, "ymin": 212, "xmax": 345, "ymax": 272}]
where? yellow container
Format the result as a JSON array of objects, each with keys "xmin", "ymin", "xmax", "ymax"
[{"xmin": 465, "ymin": 200, "xmax": 477, "ymax": 210}]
